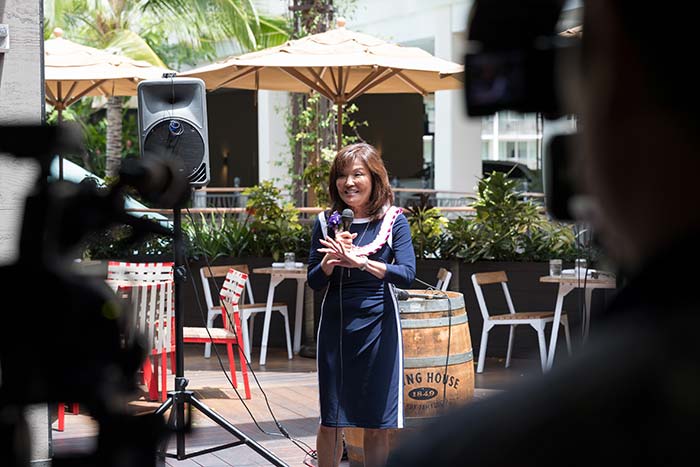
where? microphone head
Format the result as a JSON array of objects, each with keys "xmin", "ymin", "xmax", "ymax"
[
  {"xmin": 341, "ymin": 208, "xmax": 354, "ymax": 231},
  {"xmin": 394, "ymin": 288, "xmax": 410, "ymax": 300}
]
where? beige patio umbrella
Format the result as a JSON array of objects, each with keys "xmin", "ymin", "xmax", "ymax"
[
  {"xmin": 44, "ymin": 28, "xmax": 171, "ymax": 178},
  {"xmin": 182, "ymin": 19, "xmax": 464, "ymax": 150}
]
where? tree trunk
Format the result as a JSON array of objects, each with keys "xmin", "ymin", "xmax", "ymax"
[
  {"xmin": 105, "ymin": 96, "xmax": 123, "ymax": 179},
  {"xmin": 291, "ymin": 93, "xmax": 305, "ymax": 206},
  {"xmin": 289, "ymin": 0, "xmax": 335, "ymax": 207}
]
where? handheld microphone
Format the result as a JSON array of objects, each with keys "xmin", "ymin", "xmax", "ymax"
[
  {"xmin": 394, "ymin": 288, "xmax": 443, "ymax": 300},
  {"xmin": 341, "ymin": 208, "xmax": 354, "ymax": 232}
]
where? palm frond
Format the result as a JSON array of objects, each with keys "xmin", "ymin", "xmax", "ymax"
[{"xmin": 105, "ymin": 29, "xmax": 168, "ymax": 68}]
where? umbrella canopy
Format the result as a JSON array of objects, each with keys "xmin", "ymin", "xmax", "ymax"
[
  {"xmin": 44, "ymin": 28, "xmax": 171, "ymax": 179},
  {"xmin": 182, "ymin": 19, "xmax": 464, "ymax": 149},
  {"xmin": 45, "ymin": 28, "xmax": 170, "ymax": 112}
]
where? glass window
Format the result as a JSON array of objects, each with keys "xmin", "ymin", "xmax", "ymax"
[{"xmin": 482, "ymin": 141, "xmax": 491, "ymax": 159}]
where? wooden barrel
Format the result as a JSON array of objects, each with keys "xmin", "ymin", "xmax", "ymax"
[
  {"xmin": 343, "ymin": 290, "xmax": 475, "ymax": 462},
  {"xmin": 343, "ymin": 427, "xmax": 365, "ymax": 467},
  {"xmin": 399, "ymin": 290, "xmax": 475, "ymax": 424}
]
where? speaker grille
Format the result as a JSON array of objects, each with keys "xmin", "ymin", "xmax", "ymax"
[{"xmin": 143, "ymin": 119, "xmax": 206, "ymax": 183}]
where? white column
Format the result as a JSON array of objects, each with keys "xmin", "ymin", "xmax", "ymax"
[
  {"xmin": 257, "ymin": 90, "xmax": 292, "ymax": 193},
  {"xmin": 433, "ymin": 9, "xmax": 482, "ymax": 195}
]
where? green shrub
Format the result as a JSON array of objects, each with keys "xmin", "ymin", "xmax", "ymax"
[
  {"xmin": 404, "ymin": 195, "xmax": 448, "ymax": 259},
  {"xmin": 244, "ymin": 181, "xmax": 304, "ymax": 261},
  {"xmin": 442, "ymin": 171, "xmax": 579, "ymax": 262}
]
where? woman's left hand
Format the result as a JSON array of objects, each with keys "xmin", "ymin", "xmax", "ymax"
[{"xmin": 318, "ymin": 236, "xmax": 366, "ymax": 269}]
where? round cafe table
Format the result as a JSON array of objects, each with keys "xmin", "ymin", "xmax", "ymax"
[
  {"xmin": 251, "ymin": 265, "xmax": 308, "ymax": 366},
  {"xmin": 539, "ymin": 272, "xmax": 616, "ymax": 370}
]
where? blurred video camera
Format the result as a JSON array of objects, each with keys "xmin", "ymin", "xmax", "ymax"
[
  {"xmin": 464, "ymin": 0, "xmax": 582, "ymax": 221},
  {"xmin": 0, "ymin": 124, "xmax": 190, "ymax": 466}
]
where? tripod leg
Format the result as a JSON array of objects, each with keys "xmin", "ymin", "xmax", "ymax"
[
  {"xmin": 188, "ymin": 394, "xmax": 288, "ymax": 467},
  {"xmin": 154, "ymin": 396, "xmax": 174, "ymax": 456}
]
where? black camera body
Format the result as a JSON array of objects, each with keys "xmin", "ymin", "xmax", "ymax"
[
  {"xmin": 464, "ymin": 0, "xmax": 581, "ymax": 221},
  {"xmin": 0, "ymin": 124, "xmax": 180, "ymax": 466}
]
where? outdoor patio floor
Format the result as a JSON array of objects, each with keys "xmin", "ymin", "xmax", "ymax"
[{"xmin": 51, "ymin": 344, "xmax": 545, "ymax": 466}]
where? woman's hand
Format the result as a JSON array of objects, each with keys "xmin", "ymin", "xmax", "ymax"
[
  {"xmin": 318, "ymin": 235, "xmax": 366, "ymax": 274},
  {"xmin": 335, "ymin": 230, "xmax": 357, "ymax": 252}
]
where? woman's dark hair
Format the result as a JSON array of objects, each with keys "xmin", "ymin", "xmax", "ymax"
[{"xmin": 328, "ymin": 143, "xmax": 394, "ymax": 218}]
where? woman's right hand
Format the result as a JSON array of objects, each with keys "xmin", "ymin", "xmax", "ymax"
[
  {"xmin": 318, "ymin": 232, "xmax": 358, "ymax": 275},
  {"xmin": 335, "ymin": 230, "xmax": 357, "ymax": 251}
]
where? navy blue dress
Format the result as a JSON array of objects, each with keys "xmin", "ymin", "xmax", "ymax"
[{"xmin": 308, "ymin": 210, "xmax": 416, "ymax": 429}]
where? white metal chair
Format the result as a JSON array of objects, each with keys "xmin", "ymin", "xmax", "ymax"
[
  {"xmin": 107, "ymin": 261, "xmax": 174, "ymax": 282},
  {"xmin": 200, "ymin": 265, "xmax": 292, "ymax": 363},
  {"xmin": 471, "ymin": 271, "xmax": 572, "ymax": 373},
  {"xmin": 106, "ymin": 261, "xmax": 176, "ymax": 401},
  {"xmin": 436, "ymin": 267, "xmax": 452, "ymax": 291}
]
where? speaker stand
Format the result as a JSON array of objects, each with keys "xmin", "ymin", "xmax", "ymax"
[{"xmin": 154, "ymin": 208, "xmax": 288, "ymax": 466}]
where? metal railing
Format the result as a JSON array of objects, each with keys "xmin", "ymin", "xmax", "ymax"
[{"xmin": 125, "ymin": 187, "xmax": 544, "ymax": 224}]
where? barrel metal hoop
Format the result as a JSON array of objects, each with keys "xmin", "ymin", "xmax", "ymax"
[
  {"xmin": 400, "ymin": 313, "xmax": 468, "ymax": 328},
  {"xmin": 404, "ymin": 350, "xmax": 474, "ymax": 368},
  {"xmin": 397, "ymin": 294, "xmax": 465, "ymax": 313},
  {"xmin": 404, "ymin": 416, "xmax": 438, "ymax": 428}
]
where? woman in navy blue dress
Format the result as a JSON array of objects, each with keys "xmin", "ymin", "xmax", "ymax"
[{"xmin": 308, "ymin": 143, "xmax": 416, "ymax": 467}]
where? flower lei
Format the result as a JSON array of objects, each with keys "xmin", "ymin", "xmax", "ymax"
[
  {"xmin": 323, "ymin": 206, "xmax": 402, "ymax": 256},
  {"xmin": 353, "ymin": 206, "xmax": 402, "ymax": 257}
]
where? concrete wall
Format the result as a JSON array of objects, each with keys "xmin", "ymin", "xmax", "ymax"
[
  {"xmin": 207, "ymin": 89, "xmax": 259, "ymax": 187},
  {"xmin": 0, "ymin": 3, "xmax": 49, "ymax": 465},
  {"xmin": 0, "ymin": 0, "xmax": 44, "ymax": 265}
]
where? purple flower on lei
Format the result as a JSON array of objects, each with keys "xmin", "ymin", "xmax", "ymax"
[{"xmin": 327, "ymin": 210, "xmax": 341, "ymax": 233}]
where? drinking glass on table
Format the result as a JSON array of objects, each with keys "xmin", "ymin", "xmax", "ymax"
[
  {"xmin": 549, "ymin": 259, "xmax": 562, "ymax": 277},
  {"xmin": 284, "ymin": 252, "xmax": 296, "ymax": 269}
]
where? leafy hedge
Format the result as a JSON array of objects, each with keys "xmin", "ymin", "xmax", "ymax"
[{"xmin": 83, "ymin": 173, "xmax": 585, "ymax": 263}]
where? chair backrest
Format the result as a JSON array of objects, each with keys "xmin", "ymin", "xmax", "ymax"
[
  {"xmin": 107, "ymin": 261, "xmax": 174, "ymax": 282},
  {"xmin": 199, "ymin": 264, "xmax": 254, "ymax": 311},
  {"xmin": 471, "ymin": 271, "xmax": 517, "ymax": 321},
  {"xmin": 436, "ymin": 268, "xmax": 452, "ymax": 291},
  {"xmin": 121, "ymin": 279, "xmax": 174, "ymax": 355},
  {"xmin": 218, "ymin": 268, "xmax": 248, "ymax": 329}
]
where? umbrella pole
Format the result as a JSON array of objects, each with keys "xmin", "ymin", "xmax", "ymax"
[
  {"xmin": 337, "ymin": 101, "xmax": 343, "ymax": 152},
  {"xmin": 58, "ymin": 107, "xmax": 64, "ymax": 181}
]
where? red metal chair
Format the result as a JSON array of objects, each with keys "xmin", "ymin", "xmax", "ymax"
[{"xmin": 184, "ymin": 268, "xmax": 251, "ymax": 399}]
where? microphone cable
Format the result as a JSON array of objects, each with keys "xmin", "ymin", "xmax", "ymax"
[
  {"xmin": 332, "ymin": 267, "xmax": 345, "ymax": 467},
  {"xmin": 183, "ymin": 209, "xmax": 317, "ymax": 460},
  {"xmin": 414, "ymin": 276, "xmax": 453, "ymax": 409}
]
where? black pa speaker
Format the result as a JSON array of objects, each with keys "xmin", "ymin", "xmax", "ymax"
[{"xmin": 137, "ymin": 77, "xmax": 210, "ymax": 186}]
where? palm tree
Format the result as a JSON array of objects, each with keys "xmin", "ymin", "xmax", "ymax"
[{"xmin": 44, "ymin": 0, "xmax": 288, "ymax": 179}]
